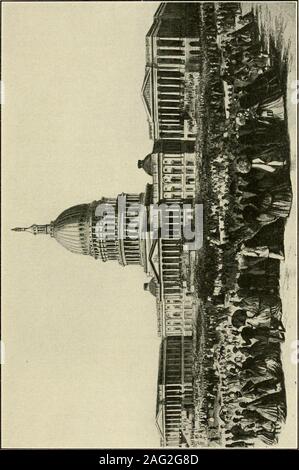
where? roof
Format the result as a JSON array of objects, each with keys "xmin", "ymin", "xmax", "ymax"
[{"xmin": 141, "ymin": 67, "xmax": 153, "ymax": 122}]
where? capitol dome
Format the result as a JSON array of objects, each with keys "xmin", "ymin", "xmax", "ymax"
[
  {"xmin": 12, "ymin": 192, "xmax": 145, "ymax": 266},
  {"xmin": 12, "ymin": 202, "xmax": 94, "ymax": 257},
  {"xmin": 52, "ymin": 203, "xmax": 92, "ymax": 255}
]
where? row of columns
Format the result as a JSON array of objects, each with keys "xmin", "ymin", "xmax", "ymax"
[
  {"xmin": 163, "ymin": 336, "xmax": 194, "ymax": 446},
  {"xmin": 123, "ymin": 195, "xmax": 142, "ymax": 265},
  {"xmin": 156, "ymin": 68, "xmax": 185, "ymax": 139}
]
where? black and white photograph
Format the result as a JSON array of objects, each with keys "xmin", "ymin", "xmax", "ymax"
[{"xmin": 1, "ymin": 0, "xmax": 298, "ymax": 453}]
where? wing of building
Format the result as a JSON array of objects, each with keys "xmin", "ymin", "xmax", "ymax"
[{"xmin": 142, "ymin": 2, "xmax": 201, "ymax": 142}]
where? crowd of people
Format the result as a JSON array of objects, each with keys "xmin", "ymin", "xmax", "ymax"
[{"xmin": 193, "ymin": 2, "xmax": 291, "ymax": 448}]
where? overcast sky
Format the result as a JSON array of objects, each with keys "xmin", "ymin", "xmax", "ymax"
[{"xmin": 2, "ymin": 1, "xmax": 161, "ymax": 448}]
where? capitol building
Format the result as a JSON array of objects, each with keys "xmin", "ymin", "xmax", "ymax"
[{"xmin": 13, "ymin": 2, "xmax": 202, "ymax": 448}]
